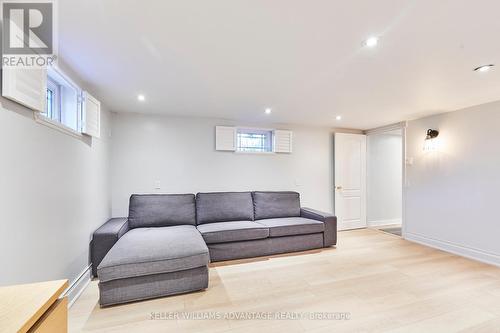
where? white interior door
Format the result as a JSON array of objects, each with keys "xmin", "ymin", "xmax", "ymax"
[{"xmin": 335, "ymin": 133, "xmax": 367, "ymax": 230}]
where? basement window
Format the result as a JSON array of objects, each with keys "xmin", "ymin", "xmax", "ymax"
[
  {"xmin": 236, "ymin": 128, "xmax": 273, "ymax": 153},
  {"xmin": 37, "ymin": 67, "xmax": 83, "ymax": 136}
]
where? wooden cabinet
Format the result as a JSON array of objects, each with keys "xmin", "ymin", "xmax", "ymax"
[{"xmin": 0, "ymin": 280, "xmax": 68, "ymax": 333}]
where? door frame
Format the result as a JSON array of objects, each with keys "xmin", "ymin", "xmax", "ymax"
[{"xmin": 364, "ymin": 121, "xmax": 407, "ymax": 238}]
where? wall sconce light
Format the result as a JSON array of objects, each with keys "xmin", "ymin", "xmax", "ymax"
[{"xmin": 423, "ymin": 129, "xmax": 439, "ymax": 151}]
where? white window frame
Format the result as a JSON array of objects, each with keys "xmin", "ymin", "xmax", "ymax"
[{"xmin": 35, "ymin": 66, "xmax": 84, "ymax": 138}]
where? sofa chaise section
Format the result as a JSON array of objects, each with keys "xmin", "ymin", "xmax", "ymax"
[
  {"xmin": 97, "ymin": 225, "xmax": 209, "ymax": 306},
  {"xmin": 97, "ymin": 226, "xmax": 209, "ymax": 283},
  {"xmin": 95, "ymin": 194, "xmax": 210, "ymax": 307}
]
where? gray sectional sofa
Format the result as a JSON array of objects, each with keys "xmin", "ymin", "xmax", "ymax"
[{"xmin": 92, "ymin": 191, "xmax": 336, "ymax": 306}]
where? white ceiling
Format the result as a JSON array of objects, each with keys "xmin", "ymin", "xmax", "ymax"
[{"xmin": 59, "ymin": 0, "xmax": 500, "ymax": 130}]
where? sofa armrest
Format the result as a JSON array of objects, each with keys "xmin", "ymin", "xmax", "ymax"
[
  {"xmin": 301, "ymin": 208, "xmax": 337, "ymax": 247},
  {"xmin": 91, "ymin": 218, "xmax": 129, "ymax": 277}
]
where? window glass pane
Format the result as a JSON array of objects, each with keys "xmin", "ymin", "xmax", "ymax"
[
  {"xmin": 46, "ymin": 79, "xmax": 60, "ymax": 121},
  {"xmin": 45, "ymin": 88, "xmax": 53, "ymax": 118},
  {"xmin": 60, "ymin": 85, "xmax": 79, "ymax": 131},
  {"xmin": 236, "ymin": 129, "xmax": 273, "ymax": 152}
]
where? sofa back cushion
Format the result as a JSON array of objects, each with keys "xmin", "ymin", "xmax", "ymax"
[
  {"xmin": 196, "ymin": 192, "xmax": 254, "ymax": 225},
  {"xmin": 128, "ymin": 194, "xmax": 196, "ymax": 228},
  {"xmin": 252, "ymin": 191, "xmax": 301, "ymax": 220}
]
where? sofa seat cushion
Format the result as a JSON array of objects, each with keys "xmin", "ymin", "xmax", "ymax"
[
  {"xmin": 256, "ymin": 217, "xmax": 324, "ymax": 237},
  {"xmin": 97, "ymin": 225, "xmax": 209, "ymax": 283},
  {"xmin": 197, "ymin": 221, "xmax": 269, "ymax": 244}
]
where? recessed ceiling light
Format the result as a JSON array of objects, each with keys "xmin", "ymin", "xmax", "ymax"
[
  {"xmin": 137, "ymin": 94, "xmax": 145, "ymax": 101},
  {"xmin": 474, "ymin": 64, "xmax": 494, "ymax": 72},
  {"xmin": 265, "ymin": 108, "xmax": 272, "ymax": 114},
  {"xmin": 336, "ymin": 115, "xmax": 342, "ymax": 121},
  {"xmin": 364, "ymin": 36, "xmax": 379, "ymax": 48}
]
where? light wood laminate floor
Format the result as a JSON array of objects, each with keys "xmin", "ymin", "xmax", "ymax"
[{"xmin": 69, "ymin": 229, "xmax": 500, "ymax": 333}]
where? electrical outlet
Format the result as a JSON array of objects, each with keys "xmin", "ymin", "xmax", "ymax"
[{"xmin": 154, "ymin": 180, "xmax": 161, "ymax": 189}]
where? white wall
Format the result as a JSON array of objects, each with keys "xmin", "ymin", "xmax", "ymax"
[
  {"xmin": 110, "ymin": 113, "xmax": 334, "ymax": 217},
  {"xmin": 405, "ymin": 100, "xmax": 500, "ymax": 265},
  {"xmin": 0, "ymin": 88, "xmax": 111, "ymax": 289},
  {"xmin": 367, "ymin": 130, "xmax": 402, "ymax": 226}
]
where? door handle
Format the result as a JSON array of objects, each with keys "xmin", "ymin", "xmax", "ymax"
[{"xmin": 335, "ymin": 186, "xmax": 343, "ymax": 190}]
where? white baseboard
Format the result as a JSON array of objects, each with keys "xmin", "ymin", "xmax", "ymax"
[
  {"xmin": 405, "ymin": 232, "xmax": 500, "ymax": 267},
  {"xmin": 368, "ymin": 218, "xmax": 402, "ymax": 227},
  {"xmin": 64, "ymin": 265, "xmax": 92, "ymax": 308},
  {"xmin": 338, "ymin": 220, "xmax": 367, "ymax": 231}
]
